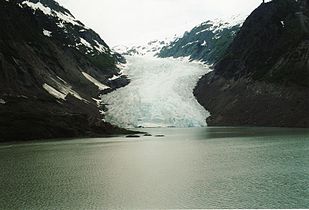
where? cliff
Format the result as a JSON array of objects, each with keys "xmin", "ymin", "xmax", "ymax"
[{"xmin": 194, "ymin": 0, "xmax": 309, "ymax": 127}]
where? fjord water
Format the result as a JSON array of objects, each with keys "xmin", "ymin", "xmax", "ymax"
[{"xmin": 1, "ymin": 127, "xmax": 308, "ymax": 209}]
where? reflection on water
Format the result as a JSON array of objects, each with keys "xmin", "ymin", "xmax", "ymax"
[{"xmin": 0, "ymin": 127, "xmax": 308, "ymax": 209}]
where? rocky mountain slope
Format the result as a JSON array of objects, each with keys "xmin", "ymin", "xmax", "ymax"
[
  {"xmin": 194, "ymin": 0, "xmax": 309, "ymax": 128},
  {"xmin": 158, "ymin": 18, "xmax": 243, "ymax": 64},
  {"xmin": 0, "ymin": 0, "xmax": 131, "ymax": 141}
]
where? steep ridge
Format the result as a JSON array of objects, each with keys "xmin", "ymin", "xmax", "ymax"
[
  {"xmin": 158, "ymin": 18, "xmax": 243, "ymax": 64},
  {"xmin": 194, "ymin": 0, "xmax": 309, "ymax": 128},
  {"xmin": 0, "ymin": 0, "xmax": 130, "ymax": 141}
]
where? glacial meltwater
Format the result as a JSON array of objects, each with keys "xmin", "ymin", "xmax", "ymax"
[{"xmin": 0, "ymin": 127, "xmax": 308, "ymax": 209}]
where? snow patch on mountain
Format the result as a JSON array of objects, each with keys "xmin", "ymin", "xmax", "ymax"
[
  {"xmin": 201, "ymin": 40, "xmax": 207, "ymax": 46},
  {"xmin": 182, "ymin": 41, "xmax": 199, "ymax": 48},
  {"xmin": 0, "ymin": 99, "xmax": 6, "ymax": 105},
  {"xmin": 79, "ymin": 38, "xmax": 93, "ymax": 49},
  {"xmin": 108, "ymin": 74, "xmax": 122, "ymax": 81},
  {"xmin": 43, "ymin": 29, "xmax": 52, "ymax": 37},
  {"xmin": 43, "ymin": 83, "xmax": 66, "ymax": 100},
  {"xmin": 94, "ymin": 40, "xmax": 108, "ymax": 53},
  {"xmin": 22, "ymin": 1, "xmax": 52, "ymax": 15},
  {"xmin": 82, "ymin": 72, "xmax": 110, "ymax": 90},
  {"xmin": 22, "ymin": 1, "xmax": 83, "ymax": 27},
  {"xmin": 43, "ymin": 79, "xmax": 88, "ymax": 102}
]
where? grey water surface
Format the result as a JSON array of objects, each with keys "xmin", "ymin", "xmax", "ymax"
[{"xmin": 0, "ymin": 127, "xmax": 308, "ymax": 209}]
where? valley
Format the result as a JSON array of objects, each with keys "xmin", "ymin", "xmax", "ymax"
[{"xmin": 1, "ymin": 0, "xmax": 309, "ymax": 209}]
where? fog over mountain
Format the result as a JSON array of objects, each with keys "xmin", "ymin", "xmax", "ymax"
[{"xmin": 57, "ymin": 0, "xmax": 262, "ymax": 46}]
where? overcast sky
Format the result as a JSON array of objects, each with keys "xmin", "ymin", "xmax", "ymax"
[{"xmin": 57, "ymin": 0, "xmax": 262, "ymax": 46}]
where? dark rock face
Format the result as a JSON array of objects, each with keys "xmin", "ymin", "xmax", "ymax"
[
  {"xmin": 158, "ymin": 20, "xmax": 241, "ymax": 64},
  {"xmin": 194, "ymin": 0, "xmax": 309, "ymax": 128},
  {"xmin": 0, "ymin": 0, "xmax": 130, "ymax": 142}
]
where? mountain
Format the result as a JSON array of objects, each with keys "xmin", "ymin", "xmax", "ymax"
[
  {"xmin": 113, "ymin": 36, "xmax": 177, "ymax": 57},
  {"xmin": 194, "ymin": 0, "xmax": 309, "ymax": 128},
  {"xmin": 114, "ymin": 17, "xmax": 242, "ymax": 64},
  {"xmin": 0, "ymin": 0, "xmax": 131, "ymax": 141},
  {"xmin": 158, "ymin": 17, "xmax": 243, "ymax": 64}
]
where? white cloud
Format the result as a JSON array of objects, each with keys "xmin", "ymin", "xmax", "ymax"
[{"xmin": 57, "ymin": 0, "xmax": 262, "ymax": 46}]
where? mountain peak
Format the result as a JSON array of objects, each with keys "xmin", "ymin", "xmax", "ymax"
[
  {"xmin": 0, "ymin": 0, "xmax": 129, "ymax": 141},
  {"xmin": 21, "ymin": 0, "xmax": 73, "ymax": 16},
  {"xmin": 1, "ymin": 0, "xmax": 119, "ymax": 61},
  {"xmin": 113, "ymin": 36, "xmax": 178, "ymax": 57},
  {"xmin": 158, "ymin": 17, "xmax": 243, "ymax": 64},
  {"xmin": 20, "ymin": 0, "xmax": 83, "ymax": 26}
]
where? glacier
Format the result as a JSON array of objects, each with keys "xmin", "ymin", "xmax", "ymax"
[{"xmin": 101, "ymin": 56, "xmax": 210, "ymax": 128}]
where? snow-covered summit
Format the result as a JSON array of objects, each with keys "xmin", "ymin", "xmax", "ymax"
[
  {"xmin": 113, "ymin": 35, "xmax": 178, "ymax": 57},
  {"xmin": 15, "ymin": 0, "xmax": 113, "ymax": 58},
  {"xmin": 113, "ymin": 15, "xmax": 244, "ymax": 63},
  {"xmin": 158, "ymin": 16, "xmax": 245, "ymax": 64},
  {"xmin": 196, "ymin": 15, "xmax": 245, "ymax": 34},
  {"xmin": 22, "ymin": 0, "xmax": 80, "ymax": 25}
]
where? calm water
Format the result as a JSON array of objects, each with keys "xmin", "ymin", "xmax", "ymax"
[{"xmin": 0, "ymin": 127, "xmax": 308, "ymax": 209}]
